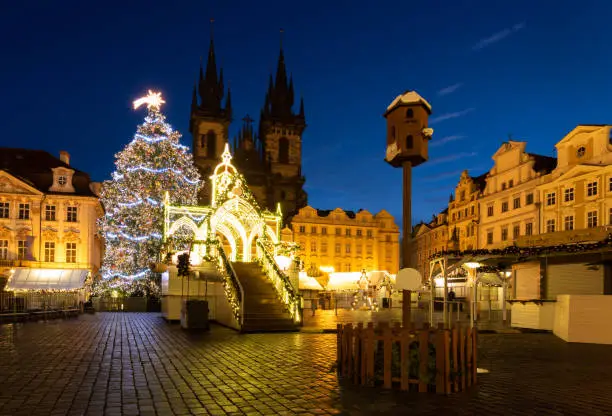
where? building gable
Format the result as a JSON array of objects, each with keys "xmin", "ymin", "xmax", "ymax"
[{"xmin": 0, "ymin": 171, "xmax": 43, "ymax": 196}]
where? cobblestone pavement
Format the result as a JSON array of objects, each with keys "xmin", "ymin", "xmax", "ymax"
[{"xmin": 2, "ymin": 313, "xmax": 612, "ymax": 415}]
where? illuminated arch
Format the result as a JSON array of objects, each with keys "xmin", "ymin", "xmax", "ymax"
[{"xmin": 168, "ymin": 216, "xmax": 198, "ymax": 237}]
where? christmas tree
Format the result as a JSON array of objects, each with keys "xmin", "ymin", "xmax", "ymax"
[{"xmin": 96, "ymin": 91, "xmax": 201, "ymax": 295}]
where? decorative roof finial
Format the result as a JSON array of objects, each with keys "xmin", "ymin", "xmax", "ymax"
[
  {"xmin": 280, "ymin": 28, "xmax": 284, "ymax": 50},
  {"xmin": 221, "ymin": 143, "xmax": 232, "ymax": 166},
  {"xmin": 210, "ymin": 18, "xmax": 215, "ymax": 40}
]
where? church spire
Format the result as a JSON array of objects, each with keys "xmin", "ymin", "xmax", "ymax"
[{"xmin": 195, "ymin": 18, "xmax": 228, "ymax": 120}]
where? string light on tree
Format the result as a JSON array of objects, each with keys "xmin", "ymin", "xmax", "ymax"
[{"xmin": 96, "ymin": 90, "xmax": 201, "ymax": 295}]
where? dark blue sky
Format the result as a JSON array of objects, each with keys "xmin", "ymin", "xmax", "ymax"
[{"xmin": 2, "ymin": 0, "xmax": 612, "ymax": 229}]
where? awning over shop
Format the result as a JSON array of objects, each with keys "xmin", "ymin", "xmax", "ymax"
[
  {"xmin": 299, "ymin": 273, "xmax": 324, "ymax": 291},
  {"xmin": 6, "ymin": 268, "xmax": 89, "ymax": 291}
]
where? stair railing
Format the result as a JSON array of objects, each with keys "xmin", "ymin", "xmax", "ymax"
[
  {"xmin": 256, "ymin": 239, "xmax": 303, "ymax": 325},
  {"xmin": 215, "ymin": 243, "xmax": 244, "ymax": 326}
]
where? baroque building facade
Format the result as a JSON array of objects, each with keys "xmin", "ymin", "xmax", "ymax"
[
  {"xmin": 411, "ymin": 124, "xmax": 612, "ymax": 280},
  {"xmin": 289, "ymin": 206, "xmax": 400, "ymax": 275},
  {"xmin": 189, "ymin": 33, "xmax": 307, "ymax": 219},
  {"xmin": 0, "ymin": 149, "xmax": 103, "ymax": 283}
]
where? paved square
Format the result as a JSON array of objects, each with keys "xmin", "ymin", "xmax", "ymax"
[{"xmin": 1, "ymin": 313, "xmax": 612, "ymax": 415}]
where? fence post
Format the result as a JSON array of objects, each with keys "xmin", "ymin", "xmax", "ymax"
[
  {"xmin": 466, "ymin": 327, "xmax": 473, "ymax": 387},
  {"xmin": 337, "ymin": 324, "xmax": 342, "ymax": 373},
  {"xmin": 400, "ymin": 328, "xmax": 410, "ymax": 391},
  {"xmin": 435, "ymin": 329, "xmax": 447, "ymax": 394},
  {"xmin": 365, "ymin": 322, "xmax": 375, "ymax": 386},
  {"xmin": 402, "ymin": 290, "xmax": 411, "ymax": 326},
  {"xmin": 345, "ymin": 324, "xmax": 353, "ymax": 379},
  {"xmin": 418, "ymin": 328, "xmax": 429, "ymax": 393},
  {"xmin": 354, "ymin": 323, "xmax": 363, "ymax": 384},
  {"xmin": 382, "ymin": 323, "xmax": 392, "ymax": 389},
  {"xmin": 459, "ymin": 327, "xmax": 466, "ymax": 391},
  {"xmin": 451, "ymin": 327, "xmax": 459, "ymax": 393},
  {"xmin": 472, "ymin": 330, "xmax": 478, "ymax": 385}
]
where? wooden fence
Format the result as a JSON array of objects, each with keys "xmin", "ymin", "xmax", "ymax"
[{"xmin": 337, "ymin": 321, "xmax": 477, "ymax": 394}]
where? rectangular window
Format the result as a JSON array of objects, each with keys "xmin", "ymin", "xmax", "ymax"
[
  {"xmin": 321, "ymin": 242, "xmax": 327, "ymax": 253},
  {"xmin": 501, "ymin": 201, "xmax": 509, "ymax": 213},
  {"xmin": 321, "ymin": 227, "xmax": 327, "ymax": 235},
  {"xmin": 366, "ymin": 245, "xmax": 373, "ymax": 255},
  {"xmin": 508, "ymin": 179, "xmax": 514, "ymax": 188},
  {"xmin": 66, "ymin": 242, "xmax": 77, "ymax": 263},
  {"xmin": 345, "ymin": 229, "xmax": 351, "ymax": 237},
  {"xmin": 344, "ymin": 264, "xmax": 351, "ymax": 272},
  {"xmin": 610, "ymin": 208, "xmax": 612, "ymax": 225},
  {"xmin": 299, "ymin": 226, "xmax": 305, "ymax": 233},
  {"xmin": 525, "ymin": 222, "xmax": 533, "ymax": 236},
  {"xmin": 513, "ymin": 225, "xmax": 520, "ymax": 239},
  {"xmin": 0, "ymin": 240, "xmax": 7, "ymax": 260},
  {"xmin": 487, "ymin": 205, "xmax": 494, "ymax": 217},
  {"xmin": 609, "ymin": 177, "xmax": 612, "ymax": 192},
  {"xmin": 66, "ymin": 206, "xmax": 78, "ymax": 222},
  {"xmin": 460, "ymin": 190, "xmax": 465, "ymax": 201},
  {"xmin": 356, "ymin": 229, "xmax": 362, "ymax": 237},
  {"xmin": 513, "ymin": 198, "xmax": 521, "ymax": 209},
  {"xmin": 546, "ymin": 219, "xmax": 556, "ymax": 233},
  {"xmin": 310, "ymin": 226, "xmax": 317, "ymax": 234},
  {"xmin": 335, "ymin": 228, "xmax": 341, "ymax": 236},
  {"xmin": 45, "ymin": 205, "xmax": 56, "ymax": 221},
  {"xmin": 564, "ymin": 216, "xmax": 574, "ymax": 231},
  {"xmin": 501, "ymin": 227, "xmax": 508, "ymax": 241},
  {"xmin": 486, "ymin": 231, "xmax": 493, "ymax": 245},
  {"xmin": 452, "ymin": 213, "xmax": 456, "ymax": 221},
  {"xmin": 0, "ymin": 202, "xmax": 8, "ymax": 219},
  {"xmin": 501, "ymin": 182, "xmax": 507, "ymax": 190},
  {"xmin": 564, "ymin": 188, "xmax": 574, "ymax": 202},
  {"xmin": 17, "ymin": 240, "xmax": 27, "ymax": 260},
  {"xmin": 335, "ymin": 243, "xmax": 341, "ymax": 254},
  {"xmin": 470, "ymin": 206, "xmax": 475, "ymax": 215},
  {"xmin": 44, "ymin": 242, "xmax": 55, "ymax": 262},
  {"xmin": 345, "ymin": 244, "xmax": 351, "ymax": 254},
  {"xmin": 546, "ymin": 192, "xmax": 556, "ymax": 206},
  {"xmin": 366, "ymin": 230, "xmax": 373, "ymax": 238},
  {"xmin": 310, "ymin": 241, "xmax": 317, "ymax": 253},
  {"xmin": 587, "ymin": 181, "xmax": 598, "ymax": 197},
  {"xmin": 18, "ymin": 203, "xmax": 30, "ymax": 220},
  {"xmin": 588, "ymin": 211, "xmax": 598, "ymax": 228},
  {"xmin": 526, "ymin": 193, "xmax": 534, "ymax": 205}
]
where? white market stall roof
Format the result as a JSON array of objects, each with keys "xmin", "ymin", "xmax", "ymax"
[
  {"xmin": 6, "ymin": 268, "xmax": 89, "ymax": 291},
  {"xmin": 299, "ymin": 273, "xmax": 324, "ymax": 291}
]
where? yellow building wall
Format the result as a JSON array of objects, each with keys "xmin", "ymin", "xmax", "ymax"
[
  {"xmin": 0, "ymin": 172, "xmax": 102, "ymax": 278},
  {"xmin": 289, "ymin": 206, "xmax": 400, "ymax": 274}
]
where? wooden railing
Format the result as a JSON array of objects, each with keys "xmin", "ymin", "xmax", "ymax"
[
  {"xmin": 337, "ymin": 322, "xmax": 477, "ymax": 394},
  {"xmin": 256, "ymin": 240, "xmax": 303, "ymax": 325},
  {"xmin": 215, "ymin": 243, "xmax": 244, "ymax": 326}
]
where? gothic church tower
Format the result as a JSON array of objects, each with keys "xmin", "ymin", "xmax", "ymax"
[
  {"xmin": 190, "ymin": 27, "xmax": 232, "ymax": 203},
  {"xmin": 259, "ymin": 42, "xmax": 307, "ymax": 217}
]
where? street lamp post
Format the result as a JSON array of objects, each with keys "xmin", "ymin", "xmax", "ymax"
[{"xmin": 464, "ymin": 262, "xmax": 481, "ymax": 329}]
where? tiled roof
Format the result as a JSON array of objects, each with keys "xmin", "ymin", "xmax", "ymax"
[
  {"xmin": 528, "ymin": 153, "xmax": 557, "ymax": 174},
  {"xmin": 0, "ymin": 148, "xmax": 97, "ymax": 197},
  {"xmin": 472, "ymin": 173, "xmax": 488, "ymax": 192}
]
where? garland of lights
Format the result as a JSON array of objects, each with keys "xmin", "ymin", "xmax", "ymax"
[
  {"xmin": 96, "ymin": 91, "xmax": 201, "ymax": 291},
  {"xmin": 428, "ymin": 233, "xmax": 612, "ymax": 261}
]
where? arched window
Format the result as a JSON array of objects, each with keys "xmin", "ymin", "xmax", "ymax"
[
  {"xmin": 406, "ymin": 108, "xmax": 414, "ymax": 119},
  {"xmin": 391, "ymin": 126, "xmax": 396, "ymax": 139},
  {"xmin": 206, "ymin": 130, "xmax": 216, "ymax": 158},
  {"xmin": 406, "ymin": 135, "xmax": 413, "ymax": 149},
  {"xmin": 200, "ymin": 134, "xmax": 205, "ymax": 148},
  {"xmin": 278, "ymin": 137, "xmax": 289, "ymax": 164}
]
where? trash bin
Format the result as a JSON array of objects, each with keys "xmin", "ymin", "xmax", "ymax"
[{"xmin": 180, "ymin": 300, "xmax": 209, "ymax": 330}]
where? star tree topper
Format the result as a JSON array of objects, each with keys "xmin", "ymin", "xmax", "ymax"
[{"xmin": 133, "ymin": 90, "xmax": 166, "ymax": 110}]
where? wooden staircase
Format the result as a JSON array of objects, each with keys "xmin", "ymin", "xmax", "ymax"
[{"xmin": 231, "ymin": 262, "xmax": 300, "ymax": 333}]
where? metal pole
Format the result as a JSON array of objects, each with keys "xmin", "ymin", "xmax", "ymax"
[
  {"xmin": 502, "ymin": 278, "xmax": 508, "ymax": 323},
  {"xmin": 443, "ymin": 257, "xmax": 448, "ymax": 328},
  {"xmin": 470, "ymin": 269, "xmax": 476, "ymax": 329},
  {"xmin": 402, "ymin": 161, "xmax": 412, "ymax": 268},
  {"xmin": 429, "ymin": 261, "xmax": 435, "ymax": 325}
]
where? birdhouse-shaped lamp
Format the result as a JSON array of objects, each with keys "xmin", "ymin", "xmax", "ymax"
[{"xmin": 384, "ymin": 91, "xmax": 433, "ymax": 168}]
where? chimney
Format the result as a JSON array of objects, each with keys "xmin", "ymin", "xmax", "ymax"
[{"xmin": 59, "ymin": 151, "xmax": 70, "ymax": 165}]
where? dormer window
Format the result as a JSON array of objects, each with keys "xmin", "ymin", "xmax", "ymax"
[
  {"xmin": 405, "ymin": 108, "xmax": 414, "ymax": 119},
  {"xmin": 50, "ymin": 167, "xmax": 75, "ymax": 193},
  {"xmin": 577, "ymin": 146, "xmax": 586, "ymax": 158}
]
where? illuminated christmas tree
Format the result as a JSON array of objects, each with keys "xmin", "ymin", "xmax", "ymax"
[{"xmin": 97, "ymin": 91, "xmax": 200, "ymax": 295}]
